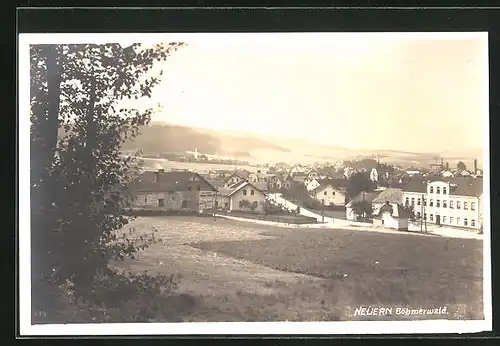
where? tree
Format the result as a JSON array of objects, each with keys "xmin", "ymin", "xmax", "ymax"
[
  {"xmin": 457, "ymin": 161, "xmax": 467, "ymax": 171},
  {"xmin": 347, "ymin": 172, "xmax": 376, "ymax": 199},
  {"xmin": 30, "ymin": 42, "xmax": 186, "ymax": 302},
  {"xmin": 350, "ymin": 200, "xmax": 373, "ymax": 220}
]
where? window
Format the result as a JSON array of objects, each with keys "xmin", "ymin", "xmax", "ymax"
[
  {"xmin": 464, "ymin": 202, "xmax": 468, "ymax": 210},
  {"xmin": 456, "ymin": 201, "xmax": 461, "ymax": 210},
  {"xmin": 436, "ymin": 187, "xmax": 441, "ymax": 194},
  {"xmin": 243, "ymin": 190, "xmax": 247, "ymax": 196},
  {"xmin": 471, "ymin": 202, "xmax": 476, "ymax": 211},
  {"xmin": 436, "ymin": 200, "xmax": 440, "ymax": 208},
  {"xmin": 332, "ymin": 191, "xmax": 336, "ymax": 195},
  {"xmin": 411, "ymin": 198, "xmax": 415, "ymax": 205},
  {"xmin": 417, "ymin": 212, "xmax": 421, "ymax": 218},
  {"xmin": 424, "ymin": 198, "xmax": 427, "ymax": 206},
  {"xmin": 457, "ymin": 217, "xmax": 461, "ymax": 225},
  {"xmin": 324, "ymin": 191, "xmax": 327, "ymax": 195},
  {"xmin": 443, "ymin": 216, "xmax": 447, "ymax": 224},
  {"xmin": 181, "ymin": 200, "xmax": 188, "ymax": 208},
  {"xmin": 449, "ymin": 201, "xmax": 454, "ymax": 209},
  {"xmin": 251, "ymin": 189, "xmax": 255, "ymax": 195},
  {"xmin": 430, "ymin": 199, "xmax": 434, "ymax": 207},
  {"xmin": 224, "ymin": 202, "xmax": 229, "ymax": 208},
  {"xmin": 443, "ymin": 200, "xmax": 447, "ymax": 208},
  {"xmin": 450, "ymin": 216, "xmax": 454, "ymax": 224},
  {"xmin": 196, "ymin": 185, "xmax": 201, "ymax": 191},
  {"xmin": 430, "ymin": 214, "xmax": 434, "ymax": 222},
  {"xmin": 417, "ymin": 198, "xmax": 421, "ymax": 206},
  {"xmin": 424, "ymin": 213, "xmax": 427, "ymax": 220},
  {"xmin": 405, "ymin": 197, "xmax": 410, "ymax": 206},
  {"xmin": 158, "ymin": 198, "xmax": 164, "ymax": 207},
  {"xmin": 443, "ymin": 187, "xmax": 447, "ymax": 194},
  {"xmin": 472, "ymin": 219, "xmax": 476, "ymax": 227},
  {"xmin": 430, "ymin": 186, "xmax": 434, "ymax": 193},
  {"xmin": 464, "ymin": 218, "xmax": 468, "ymax": 226}
]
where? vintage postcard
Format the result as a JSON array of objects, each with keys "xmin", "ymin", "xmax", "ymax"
[{"xmin": 18, "ymin": 32, "xmax": 491, "ymax": 335}]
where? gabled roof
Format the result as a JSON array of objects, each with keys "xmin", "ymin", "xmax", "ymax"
[
  {"xmin": 227, "ymin": 181, "xmax": 267, "ymax": 197},
  {"xmin": 372, "ymin": 188, "xmax": 403, "ymax": 204},
  {"xmin": 372, "ymin": 202, "xmax": 413, "ymax": 219},
  {"xmin": 346, "ymin": 191, "xmax": 382, "ymax": 207},
  {"xmin": 316, "ymin": 178, "xmax": 349, "ymax": 188},
  {"xmin": 130, "ymin": 171, "xmax": 217, "ymax": 192}
]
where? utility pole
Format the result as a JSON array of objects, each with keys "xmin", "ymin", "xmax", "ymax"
[
  {"xmin": 321, "ymin": 199, "xmax": 325, "ymax": 223},
  {"xmin": 420, "ymin": 193, "xmax": 424, "ymax": 233},
  {"xmin": 213, "ymin": 190, "xmax": 217, "ymax": 221}
]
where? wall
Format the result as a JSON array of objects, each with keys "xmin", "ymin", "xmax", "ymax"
[
  {"xmin": 215, "ymin": 194, "xmax": 230, "ymax": 210},
  {"xmin": 381, "ymin": 214, "xmax": 408, "ymax": 230},
  {"xmin": 345, "ymin": 206, "xmax": 356, "ymax": 221},
  {"xmin": 229, "ymin": 186, "xmax": 266, "ymax": 212},
  {"xmin": 306, "ymin": 179, "xmax": 320, "ymax": 191},
  {"xmin": 314, "ymin": 185, "xmax": 346, "ymax": 206},
  {"xmin": 132, "ymin": 190, "xmax": 200, "ymax": 211}
]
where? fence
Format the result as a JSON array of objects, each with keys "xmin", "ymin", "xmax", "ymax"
[{"xmin": 219, "ymin": 210, "xmax": 317, "ymax": 224}]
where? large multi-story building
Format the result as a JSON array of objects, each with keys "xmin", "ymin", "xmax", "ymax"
[{"xmin": 402, "ymin": 177, "xmax": 483, "ymax": 230}]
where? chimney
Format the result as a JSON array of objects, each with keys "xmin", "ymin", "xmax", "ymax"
[
  {"xmin": 155, "ymin": 169, "xmax": 164, "ymax": 184},
  {"xmin": 474, "ymin": 159, "xmax": 477, "ymax": 173}
]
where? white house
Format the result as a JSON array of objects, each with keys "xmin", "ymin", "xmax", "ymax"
[
  {"xmin": 224, "ymin": 181, "xmax": 267, "ymax": 212},
  {"xmin": 310, "ymin": 180, "xmax": 349, "ymax": 207},
  {"xmin": 441, "ymin": 170, "xmax": 454, "ymax": 178},
  {"xmin": 372, "ymin": 202, "xmax": 412, "ymax": 230},
  {"xmin": 402, "ymin": 177, "xmax": 483, "ymax": 230}
]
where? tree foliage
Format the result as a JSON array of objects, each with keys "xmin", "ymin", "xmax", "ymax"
[
  {"xmin": 30, "ymin": 42, "xmax": 186, "ymax": 302},
  {"xmin": 457, "ymin": 161, "xmax": 467, "ymax": 171},
  {"xmin": 350, "ymin": 200, "xmax": 373, "ymax": 220},
  {"xmin": 347, "ymin": 172, "xmax": 376, "ymax": 199}
]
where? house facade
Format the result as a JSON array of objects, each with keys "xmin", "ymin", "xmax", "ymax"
[
  {"xmin": 128, "ymin": 170, "xmax": 217, "ymax": 213},
  {"xmin": 222, "ymin": 170, "xmax": 249, "ymax": 189},
  {"xmin": 372, "ymin": 202, "xmax": 411, "ymax": 230},
  {"xmin": 311, "ymin": 184, "xmax": 347, "ymax": 207},
  {"xmin": 402, "ymin": 177, "xmax": 483, "ymax": 230},
  {"xmin": 216, "ymin": 181, "xmax": 267, "ymax": 212}
]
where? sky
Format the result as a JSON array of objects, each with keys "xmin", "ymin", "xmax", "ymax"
[{"xmin": 122, "ymin": 33, "xmax": 488, "ymax": 153}]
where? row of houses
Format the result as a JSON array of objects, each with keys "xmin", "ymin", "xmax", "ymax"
[
  {"xmin": 126, "ymin": 169, "xmax": 269, "ymax": 214},
  {"xmin": 345, "ymin": 176, "xmax": 483, "ymax": 230}
]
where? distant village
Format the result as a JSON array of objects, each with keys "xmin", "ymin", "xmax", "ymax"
[{"xmin": 125, "ymin": 155, "xmax": 484, "ymax": 232}]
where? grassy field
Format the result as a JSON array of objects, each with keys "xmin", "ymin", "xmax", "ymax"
[{"xmin": 113, "ymin": 216, "xmax": 484, "ymax": 322}]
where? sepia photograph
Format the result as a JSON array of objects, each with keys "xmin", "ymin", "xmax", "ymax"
[{"xmin": 19, "ymin": 31, "xmax": 491, "ymax": 335}]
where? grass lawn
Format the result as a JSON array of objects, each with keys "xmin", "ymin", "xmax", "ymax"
[{"xmin": 192, "ymin": 226, "xmax": 483, "ymax": 320}]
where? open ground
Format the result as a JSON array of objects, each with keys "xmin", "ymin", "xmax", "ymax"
[{"xmin": 110, "ymin": 216, "xmax": 484, "ymax": 322}]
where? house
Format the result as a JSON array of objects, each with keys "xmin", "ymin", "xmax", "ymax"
[
  {"xmin": 222, "ymin": 170, "xmax": 250, "ymax": 189},
  {"xmin": 310, "ymin": 179, "xmax": 349, "ymax": 207},
  {"xmin": 371, "ymin": 187, "xmax": 403, "ymax": 212},
  {"xmin": 217, "ymin": 180, "xmax": 267, "ymax": 212},
  {"xmin": 372, "ymin": 201, "xmax": 413, "ymax": 230},
  {"xmin": 248, "ymin": 170, "xmax": 267, "ymax": 184},
  {"xmin": 402, "ymin": 177, "xmax": 483, "ymax": 230},
  {"xmin": 128, "ymin": 169, "xmax": 217, "ymax": 212},
  {"xmin": 345, "ymin": 191, "xmax": 382, "ymax": 221},
  {"xmin": 306, "ymin": 177, "xmax": 348, "ymax": 193}
]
